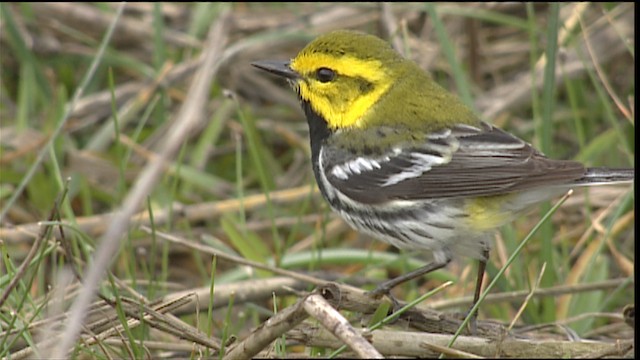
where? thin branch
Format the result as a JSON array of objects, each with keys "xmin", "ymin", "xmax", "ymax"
[
  {"xmin": 51, "ymin": 8, "xmax": 231, "ymax": 357},
  {"xmin": 304, "ymin": 293, "xmax": 383, "ymax": 358},
  {"xmin": 0, "ymin": 185, "xmax": 318, "ymax": 245}
]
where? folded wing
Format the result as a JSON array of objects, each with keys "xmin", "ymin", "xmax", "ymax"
[{"xmin": 323, "ymin": 122, "xmax": 586, "ymax": 204}]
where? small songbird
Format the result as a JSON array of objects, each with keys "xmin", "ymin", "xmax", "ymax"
[{"xmin": 252, "ymin": 30, "xmax": 634, "ymax": 321}]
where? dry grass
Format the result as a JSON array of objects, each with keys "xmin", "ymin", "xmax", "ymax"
[{"xmin": 0, "ymin": 3, "xmax": 634, "ymax": 358}]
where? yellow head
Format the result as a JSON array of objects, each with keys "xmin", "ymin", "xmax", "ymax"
[
  {"xmin": 253, "ymin": 30, "xmax": 478, "ymax": 132},
  {"xmin": 288, "ymin": 30, "xmax": 404, "ymax": 129}
]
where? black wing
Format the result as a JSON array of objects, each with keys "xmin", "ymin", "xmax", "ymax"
[{"xmin": 321, "ymin": 122, "xmax": 586, "ymax": 204}]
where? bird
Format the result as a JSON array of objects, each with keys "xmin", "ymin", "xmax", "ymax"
[{"xmin": 252, "ymin": 29, "xmax": 634, "ymax": 323}]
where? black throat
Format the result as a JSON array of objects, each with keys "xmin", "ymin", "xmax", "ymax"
[
  {"xmin": 300, "ymin": 99, "xmax": 333, "ymax": 198},
  {"xmin": 300, "ymin": 99, "xmax": 332, "ymax": 164}
]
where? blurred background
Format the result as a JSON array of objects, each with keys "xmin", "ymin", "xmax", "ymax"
[{"xmin": 0, "ymin": 3, "xmax": 634, "ymax": 358}]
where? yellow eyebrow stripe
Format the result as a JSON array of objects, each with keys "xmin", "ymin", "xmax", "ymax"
[
  {"xmin": 291, "ymin": 53, "xmax": 386, "ymax": 82},
  {"xmin": 290, "ymin": 54, "xmax": 393, "ymax": 129}
]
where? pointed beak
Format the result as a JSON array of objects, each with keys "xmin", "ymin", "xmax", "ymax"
[{"xmin": 251, "ymin": 60, "xmax": 300, "ymax": 80}]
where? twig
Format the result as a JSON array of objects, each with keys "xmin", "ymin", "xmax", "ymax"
[
  {"xmin": 304, "ymin": 292, "xmax": 383, "ymax": 358},
  {"xmin": 420, "ymin": 341, "xmax": 483, "ymax": 359},
  {"xmin": 0, "ymin": 0, "xmax": 123, "ymax": 223},
  {"xmin": 144, "ymin": 226, "xmax": 329, "ymax": 287},
  {"xmin": 33, "ymin": 2, "xmax": 200, "ymax": 48},
  {"xmin": 163, "ymin": 277, "xmax": 323, "ymax": 315},
  {"xmin": 0, "ymin": 185, "xmax": 318, "ymax": 245},
  {"xmin": 578, "ymin": 10, "xmax": 632, "ymax": 121},
  {"xmin": 51, "ymin": 8, "xmax": 231, "ymax": 358},
  {"xmin": 149, "ymin": 226, "xmax": 505, "ymax": 337},
  {"xmin": 223, "ymin": 292, "xmax": 310, "ymax": 360},
  {"xmin": 13, "ymin": 293, "xmax": 217, "ymax": 359},
  {"xmin": 428, "ymin": 278, "xmax": 632, "ymax": 310},
  {"xmin": 508, "ymin": 263, "xmax": 546, "ymax": 331},
  {"xmin": 0, "ymin": 179, "xmax": 69, "ymax": 308},
  {"xmin": 288, "ymin": 325, "xmax": 632, "ymax": 358},
  {"xmin": 477, "ymin": 3, "xmax": 634, "ymax": 119},
  {"xmin": 312, "ymin": 284, "xmax": 505, "ymax": 338}
]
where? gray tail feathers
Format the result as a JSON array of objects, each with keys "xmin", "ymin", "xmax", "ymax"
[{"xmin": 573, "ymin": 167, "xmax": 635, "ymax": 186}]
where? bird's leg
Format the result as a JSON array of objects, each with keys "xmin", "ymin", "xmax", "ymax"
[
  {"xmin": 367, "ymin": 256, "xmax": 451, "ymax": 298},
  {"xmin": 468, "ymin": 248, "xmax": 489, "ymax": 334}
]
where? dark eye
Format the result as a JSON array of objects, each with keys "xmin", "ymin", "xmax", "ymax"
[{"xmin": 316, "ymin": 67, "xmax": 336, "ymax": 83}]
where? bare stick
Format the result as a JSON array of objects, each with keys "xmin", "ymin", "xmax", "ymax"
[
  {"xmin": 304, "ymin": 293, "xmax": 383, "ymax": 358},
  {"xmin": 223, "ymin": 294, "xmax": 310, "ymax": 360},
  {"xmin": 51, "ymin": 8, "xmax": 231, "ymax": 358}
]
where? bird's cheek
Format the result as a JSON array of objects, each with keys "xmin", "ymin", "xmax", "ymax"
[
  {"xmin": 297, "ymin": 82, "xmax": 313, "ymax": 102},
  {"xmin": 334, "ymin": 85, "xmax": 360, "ymax": 109},
  {"xmin": 310, "ymin": 84, "xmax": 337, "ymax": 105}
]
